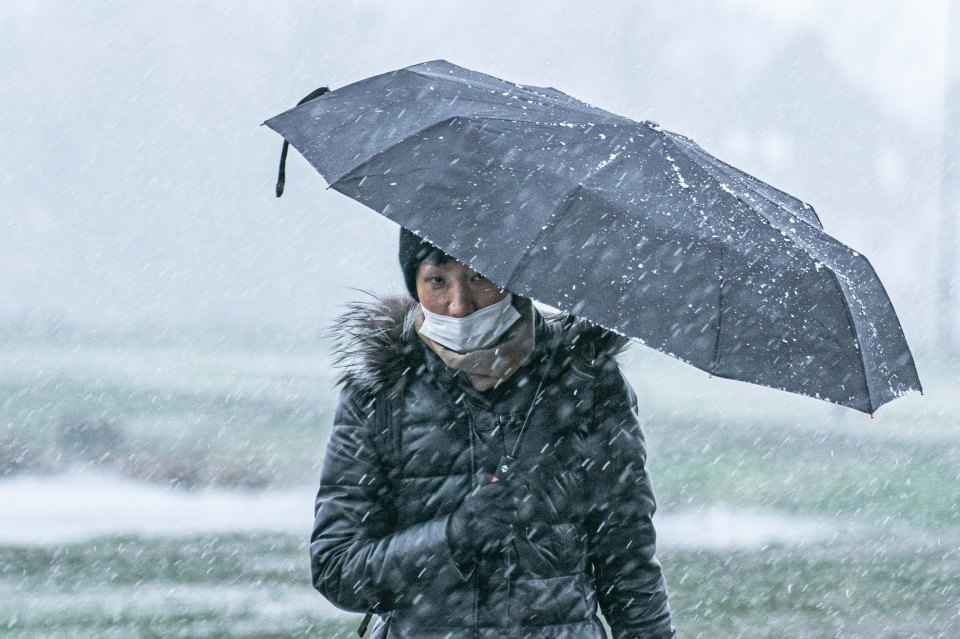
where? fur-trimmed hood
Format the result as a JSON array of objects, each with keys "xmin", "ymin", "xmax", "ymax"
[{"xmin": 327, "ymin": 293, "xmax": 629, "ymax": 397}]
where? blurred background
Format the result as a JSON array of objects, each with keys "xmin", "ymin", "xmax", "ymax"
[{"xmin": 1, "ymin": 1, "xmax": 957, "ymax": 637}]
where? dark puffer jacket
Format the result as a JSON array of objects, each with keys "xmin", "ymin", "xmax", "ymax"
[{"xmin": 312, "ymin": 296, "xmax": 675, "ymax": 639}]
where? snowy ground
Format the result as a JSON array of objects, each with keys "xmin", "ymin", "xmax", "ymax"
[
  {"xmin": 0, "ymin": 471, "xmax": 314, "ymax": 545},
  {"xmin": 0, "ymin": 469, "xmax": 856, "ymax": 551},
  {"xmin": 1, "ymin": 333, "xmax": 955, "ymax": 637}
]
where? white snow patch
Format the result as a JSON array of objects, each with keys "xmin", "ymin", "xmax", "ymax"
[
  {"xmin": 595, "ymin": 152, "xmax": 619, "ymax": 171},
  {"xmin": 656, "ymin": 505, "xmax": 852, "ymax": 550},
  {"xmin": 1, "ymin": 582, "xmax": 355, "ymax": 622},
  {"xmin": 0, "ymin": 470, "xmax": 313, "ymax": 545},
  {"xmin": 670, "ymin": 163, "xmax": 690, "ymax": 189},
  {"xmin": 0, "ymin": 473, "xmax": 852, "ymax": 551}
]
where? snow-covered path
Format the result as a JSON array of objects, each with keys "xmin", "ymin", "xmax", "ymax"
[{"xmin": 0, "ymin": 470, "xmax": 849, "ymax": 550}]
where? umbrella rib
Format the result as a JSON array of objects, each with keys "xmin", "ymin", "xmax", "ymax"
[
  {"xmin": 680, "ymin": 145, "xmax": 881, "ymax": 406},
  {"xmin": 467, "ymin": 113, "xmax": 627, "ymax": 131},
  {"xmin": 503, "ymin": 183, "xmax": 585, "ymax": 294},
  {"xmin": 339, "ymin": 167, "xmax": 427, "ymax": 181},
  {"xmin": 330, "ymin": 114, "xmax": 603, "ymax": 189},
  {"xmin": 820, "ymin": 267, "xmax": 875, "ymax": 413},
  {"xmin": 669, "ymin": 133, "xmax": 824, "ymax": 230},
  {"xmin": 405, "ymin": 69, "xmax": 568, "ymax": 117},
  {"xmin": 848, "ymin": 252, "xmax": 923, "ymax": 397},
  {"xmin": 423, "ymin": 93, "xmax": 573, "ymax": 119},
  {"xmin": 405, "ymin": 66, "xmax": 611, "ymax": 119},
  {"xmin": 662, "ymin": 133, "xmax": 835, "ymax": 273},
  {"xmin": 327, "ymin": 112, "xmax": 594, "ymax": 188},
  {"xmin": 406, "ymin": 67, "xmax": 516, "ymax": 96},
  {"xmin": 328, "ymin": 116, "xmax": 465, "ymax": 187},
  {"xmin": 662, "ymin": 132, "xmax": 878, "ymax": 407},
  {"xmin": 664, "ymin": 133, "xmax": 813, "ymax": 233},
  {"xmin": 310, "ymin": 98, "xmax": 425, "ymax": 140},
  {"xmin": 709, "ymin": 244, "xmax": 725, "ymax": 375}
]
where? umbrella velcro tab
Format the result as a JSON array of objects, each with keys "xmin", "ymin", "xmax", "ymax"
[{"xmin": 275, "ymin": 86, "xmax": 330, "ymax": 197}]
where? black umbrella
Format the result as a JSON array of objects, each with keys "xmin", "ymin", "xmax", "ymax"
[{"xmin": 265, "ymin": 59, "xmax": 921, "ymax": 414}]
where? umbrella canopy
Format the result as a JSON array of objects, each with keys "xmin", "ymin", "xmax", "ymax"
[{"xmin": 264, "ymin": 59, "xmax": 921, "ymax": 414}]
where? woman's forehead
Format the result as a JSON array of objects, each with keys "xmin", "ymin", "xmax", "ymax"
[
  {"xmin": 420, "ymin": 257, "xmax": 489, "ymax": 278},
  {"xmin": 421, "ymin": 254, "xmax": 466, "ymax": 271}
]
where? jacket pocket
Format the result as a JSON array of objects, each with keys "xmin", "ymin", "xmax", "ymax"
[{"xmin": 509, "ymin": 571, "xmax": 592, "ymax": 627}]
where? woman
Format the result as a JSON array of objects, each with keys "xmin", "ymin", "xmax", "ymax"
[{"xmin": 311, "ymin": 228, "xmax": 676, "ymax": 638}]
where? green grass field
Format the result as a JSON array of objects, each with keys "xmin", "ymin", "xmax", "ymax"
[
  {"xmin": 2, "ymin": 534, "xmax": 956, "ymax": 638},
  {"xmin": 1, "ymin": 325, "xmax": 957, "ymax": 637}
]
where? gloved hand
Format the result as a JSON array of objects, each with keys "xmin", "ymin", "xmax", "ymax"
[
  {"xmin": 446, "ymin": 460, "xmax": 588, "ymax": 566},
  {"xmin": 523, "ymin": 468, "xmax": 588, "ymax": 525},
  {"xmin": 446, "ymin": 478, "xmax": 529, "ymax": 563},
  {"xmin": 493, "ymin": 459, "xmax": 588, "ymax": 524},
  {"xmin": 509, "ymin": 463, "xmax": 589, "ymax": 577}
]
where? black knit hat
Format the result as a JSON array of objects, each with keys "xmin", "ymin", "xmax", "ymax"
[{"xmin": 398, "ymin": 227, "xmax": 441, "ymax": 301}]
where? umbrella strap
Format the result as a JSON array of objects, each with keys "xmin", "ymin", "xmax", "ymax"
[
  {"xmin": 275, "ymin": 86, "xmax": 330, "ymax": 197},
  {"xmin": 357, "ymin": 613, "xmax": 372, "ymax": 636},
  {"xmin": 509, "ymin": 315, "xmax": 575, "ymax": 459}
]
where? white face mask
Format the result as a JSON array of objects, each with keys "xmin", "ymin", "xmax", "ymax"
[{"xmin": 419, "ymin": 293, "xmax": 521, "ymax": 353}]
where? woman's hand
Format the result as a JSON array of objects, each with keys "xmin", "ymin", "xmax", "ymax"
[
  {"xmin": 446, "ymin": 459, "xmax": 587, "ymax": 567},
  {"xmin": 446, "ymin": 479, "xmax": 530, "ymax": 561},
  {"xmin": 513, "ymin": 466, "xmax": 587, "ymax": 526}
]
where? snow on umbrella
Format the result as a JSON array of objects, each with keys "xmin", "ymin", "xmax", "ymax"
[{"xmin": 264, "ymin": 59, "xmax": 920, "ymax": 414}]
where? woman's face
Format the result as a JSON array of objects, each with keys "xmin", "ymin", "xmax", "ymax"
[{"xmin": 416, "ymin": 256, "xmax": 508, "ymax": 318}]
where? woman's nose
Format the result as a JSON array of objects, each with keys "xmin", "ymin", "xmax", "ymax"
[{"xmin": 446, "ymin": 285, "xmax": 475, "ymax": 318}]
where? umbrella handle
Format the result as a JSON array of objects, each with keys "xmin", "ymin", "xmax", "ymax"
[{"xmin": 275, "ymin": 86, "xmax": 330, "ymax": 197}]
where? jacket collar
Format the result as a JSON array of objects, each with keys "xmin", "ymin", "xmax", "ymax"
[
  {"xmin": 406, "ymin": 301, "xmax": 558, "ymax": 407},
  {"xmin": 328, "ymin": 293, "xmax": 628, "ymax": 400}
]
